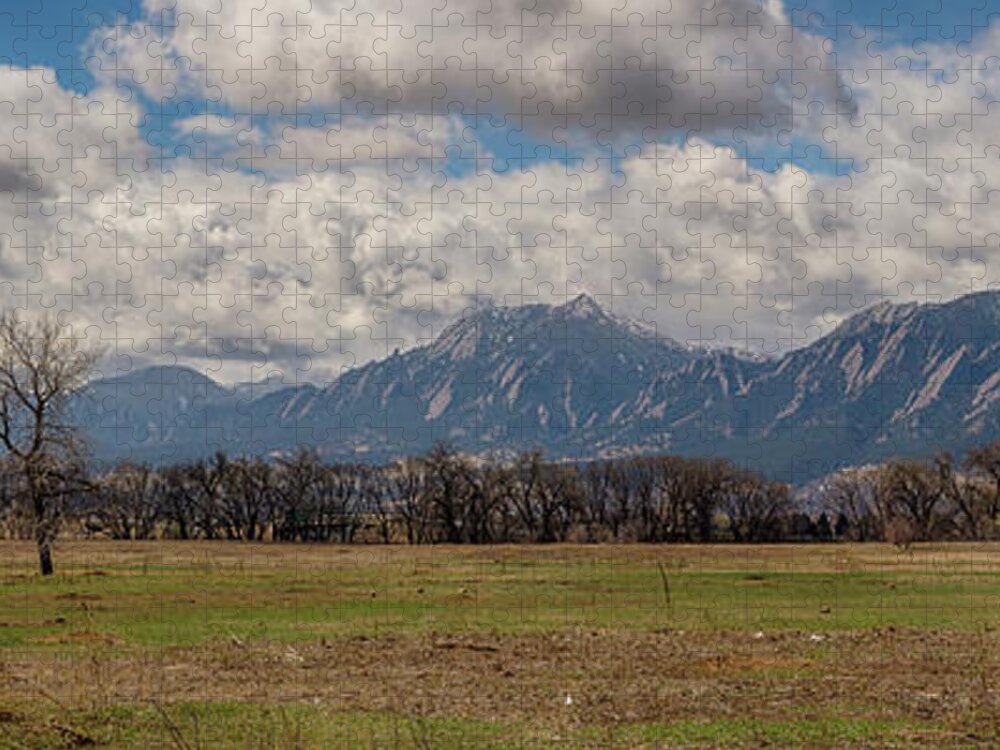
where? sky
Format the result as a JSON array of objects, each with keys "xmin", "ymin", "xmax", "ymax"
[{"xmin": 0, "ymin": 0, "xmax": 998, "ymax": 384}]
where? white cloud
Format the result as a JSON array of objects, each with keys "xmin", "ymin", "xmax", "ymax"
[
  {"xmin": 0, "ymin": 1, "xmax": 997, "ymax": 384},
  {"xmin": 107, "ymin": 0, "xmax": 846, "ymax": 135}
]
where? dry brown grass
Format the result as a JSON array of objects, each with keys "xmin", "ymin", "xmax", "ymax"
[
  {"xmin": 2, "ymin": 538, "xmax": 999, "ymax": 571},
  {"xmin": 3, "ymin": 541, "xmax": 1000, "ymax": 748}
]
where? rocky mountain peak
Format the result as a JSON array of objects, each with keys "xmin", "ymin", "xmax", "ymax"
[
  {"xmin": 555, "ymin": 293, "xmax": 605, "ymax": 320},
  {"xmin": 78, "ymin": 290, "xmax": 1000, "ymax": 485}
]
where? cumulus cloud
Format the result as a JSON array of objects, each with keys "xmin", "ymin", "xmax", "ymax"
[
  {"xmin": 0, "ymin": 0, "xmax": 997, "ymax": 383},
  {"xmin": 106, "ymin": 0, "xmax": 847, "ymax": 137}
]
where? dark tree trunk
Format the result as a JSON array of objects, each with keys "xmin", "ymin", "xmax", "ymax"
[
  {"xmin": 32, "ymin": 485, "xmax": 55, "ymax": 576},
  {"xmin": 37, "ymin": 538, "xmax": 54, "ymax": 576}
]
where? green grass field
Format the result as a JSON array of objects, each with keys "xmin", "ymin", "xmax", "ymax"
[{"xmin": 2, "ymin": 542, "xmax": 999, "ymax": 748}]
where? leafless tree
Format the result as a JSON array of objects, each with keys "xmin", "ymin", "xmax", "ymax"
[
  {"xmin": 725, "ymin": 474, "xmax": 792, "ymax": 543},
  {"xmin": 510, "ymin": 451, "xmax": 545, "ymax": 540},
  {"xmin": 0, "ymin": 313, "xmax": 104, "ymax": 574},
  {"xmin": 386, "ymin": 457, "xmax": 430, "ymax": 544},
  {"xmin": 421, "ymin": 444, "xmax": 507, "ymax": 543},
  {"xmin": 965, "ymin": 439, "xmax": 1000, "ymax": 531},
  {"xmin": 221, "ymin": 458, "xmax": 275, "ymax": 541},
  {"xmin": 160, "ymin": 464, "xmax": 199, "ymax": 539},
  {"xmin": 687, "ymin": 458, "xmax": 735, "ymax": 542},
  {"xmin": 649, "ymin": 456, "xmax": 734, "ymax": 543},
  {"xmin": 876, "ymin": 459, "xmax": 951, "ymax": 542},
  {"xmin": 92, "ymin": 463, "xmax": 164, "ymax": 540},
  {"xmin": 271, "ymin": 452, "xmax": 360, "ymax": 542},
  {"xmin": 582, "ymin": 460, "xmax": 619, "ymax": 540},
  {"xmin": 272, "ymin": 448, "xmax": 327, "ymax": 541},
  {"xmin": 819, "ymin": 467, "xmax": 883, "ymax": 541},
  {"xmin": 422, "ymin": 444, "xmax": 470, "ymax": 543},
  {"xmin": 187, "ymin": 453, "xmax": 231, "ymax": 539},
  {"xmin": 509, "ymin": 451, "xmax": 585, "ymax": 542},
  {"xmin": 528, "ymin": 460, "xmax": 583, "ymax": 543},
  {"xmin": 620, "ymin": 457, "xmax": 660, "ymax": 542},
  {"xmin": 307, "ymin": 463, "xmax": 363, "ymax": 543},
  {"xmin": 604, "ymin": 459, "xmax": 642, "ymax": 540}
]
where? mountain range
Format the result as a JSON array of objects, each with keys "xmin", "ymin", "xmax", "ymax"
[{"xmin": 76, "ymin": 291, "xmax": 1000, "ymax": 484}]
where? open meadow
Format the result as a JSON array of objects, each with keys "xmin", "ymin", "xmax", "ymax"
[{"xmin": 2, "ymin": 542, "xmax": 1000, "ymax": 748}]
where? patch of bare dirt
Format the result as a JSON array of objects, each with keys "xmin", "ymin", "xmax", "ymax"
[
  {"xmin": 54, "ymin": 592, "xmax": 102, "ymax": 602},
  {"xmin": 5, "ymin": 627, "xmax": 1000, "ymax": 739},
  {"xmin": 35, "ymin": 630, "xmax": 124, "ymax": 646}
]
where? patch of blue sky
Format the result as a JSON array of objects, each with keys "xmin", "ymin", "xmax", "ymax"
[
  {"xmin": 0, "ymin": 0, "xmax": 910, "ymax": 182},
  {"xmin": 734, "ymin": 136, "xmax": 855, "ymax": 177},
  {"xmin": 0, "ymin": 0, "xmax": 141, "ymax": 94},
  {"xmin": 452, "ymin": 115, "xmax": 592, "ymax": 176},
  {"xmin": 446, "ymin": 115, "xmax": 851, "ymax": 178},
  {"xmin": 788, "ymin": 0, "xmax": 994, "ymax": 48},
  {"xmin": 0, "ymin": 0, "xmax": 197, "ymax": 175}
]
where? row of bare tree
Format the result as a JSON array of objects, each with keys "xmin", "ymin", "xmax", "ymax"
[
  {"xmin": 0, "ymin": 445, "xmax": 797, "ymax": 545},
  {"xmin": 8, "ymin": 440, "xmax": 1000, "ymax": 550},
  {"xmin": 4, "ymin": 312, "xmax": 1000, "ymax": 576},
  {"xmin": 0, "ymin": 446, "xmax": 792, "ymax": 544},
  {"xmin": 817, "ymin": 446, "xmax": 1000, "ymax": 546}
]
